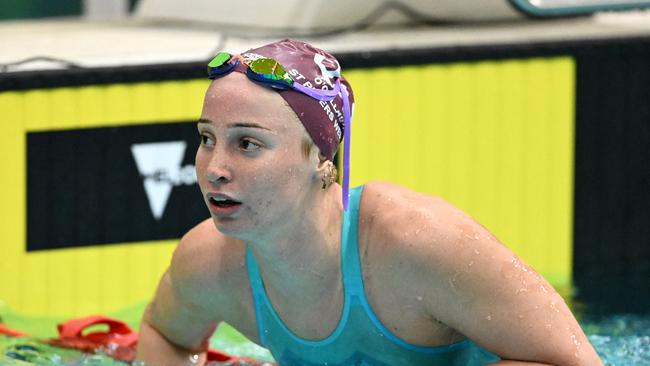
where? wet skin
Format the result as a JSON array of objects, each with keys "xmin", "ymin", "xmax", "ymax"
[{"xmin": 136, "ymin": 72, "xmax": 603, "ymax": 366}]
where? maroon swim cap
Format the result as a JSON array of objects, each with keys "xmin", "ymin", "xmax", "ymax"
[{"xmin": 235, "ymin": 39, "xmax": 354, "ymax": 161}]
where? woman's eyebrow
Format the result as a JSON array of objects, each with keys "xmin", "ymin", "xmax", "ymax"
[
  {"xmin": 229, "ymin": 122, "xmax": 274, "ymax": 132},
  {"xmin": 197, "ymin": 118, "xmax": 273, "ymax": 132}
]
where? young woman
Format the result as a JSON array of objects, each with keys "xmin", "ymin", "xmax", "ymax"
[{"xmin": 135, "ymin": 39, "xmax": 603, "ymax": 366}]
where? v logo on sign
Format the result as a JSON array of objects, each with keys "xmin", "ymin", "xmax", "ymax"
[{"xmin": 131, "ymin": 141, "xmax": 187, "ymax": 220}]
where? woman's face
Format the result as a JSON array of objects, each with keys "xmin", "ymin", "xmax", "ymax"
[{"xmin": 196, "ymin": 72, "xmax": 317, "ymax": 238}]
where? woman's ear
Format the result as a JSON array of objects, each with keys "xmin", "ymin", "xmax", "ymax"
[{"xmin": 314, "ymin": 152, "xmax": 329, "ymax": 175}]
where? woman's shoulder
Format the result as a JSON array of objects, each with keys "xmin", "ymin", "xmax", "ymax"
[
  {"xmin": 358, "ymin": 181, "xmax": 477, "ymax": 256},
  {"xmin": 359, "ymin": 181, "xmax": 456, "ymax": 229}
]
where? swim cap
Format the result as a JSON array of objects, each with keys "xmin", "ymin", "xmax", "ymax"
[{"xmin": 234, "ymin": 39, "xmax": 354, "ymax": 161}]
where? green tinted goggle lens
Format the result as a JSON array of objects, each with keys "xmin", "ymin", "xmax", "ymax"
[
  {"xmin": 249, "ymin": 58, "xmax": 293, "ymax": 85},
  {"xmin": 208, "ymin": 52, "xmax": 232, "ymax": 68}
]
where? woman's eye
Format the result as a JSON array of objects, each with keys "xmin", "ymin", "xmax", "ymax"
[
  {"xmin": 240, "ymin": 138, "xmax": 261, "ymax": 152},
  {"xmin": 199, "ymin": 133, "xmax": 215, "ymax": 147}
]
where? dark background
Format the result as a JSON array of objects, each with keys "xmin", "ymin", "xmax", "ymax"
[{"xmin": 26, "ymin": 122, "xmax": 207, "ymax": 250}]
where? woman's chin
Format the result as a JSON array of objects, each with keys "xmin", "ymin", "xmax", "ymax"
[{"xmin": 211, "ymin": 216, "xmax": 256, "ymax": 239}]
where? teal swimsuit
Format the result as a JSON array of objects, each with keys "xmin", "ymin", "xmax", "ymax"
[{"xmin": 246, "ymin": 186, "xmax": 500, "ymax": 365}]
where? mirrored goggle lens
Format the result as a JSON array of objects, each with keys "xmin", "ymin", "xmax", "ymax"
[
  {"xmin": 207, "ymin": 52, "xmax": 236, "ymax": 79},
  {"xmin": 249, "ymin": 58, "xmax": 293, "ymax": 85},
  {"xmin": 208, "ymin": 52, "xmax": 232, "ymax": 68}
]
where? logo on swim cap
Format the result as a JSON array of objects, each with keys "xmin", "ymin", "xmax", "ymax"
[{"xmin": 313, "ymin": 53, "xmax": 340, "ymax": 88}]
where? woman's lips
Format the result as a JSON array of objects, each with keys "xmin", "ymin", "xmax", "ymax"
[{"xmin": 206, "ymin": 193, "xmax": 242, "ymax": 216}]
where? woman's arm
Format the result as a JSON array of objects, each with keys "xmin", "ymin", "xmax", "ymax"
[
  {"xmin": 136, "ymin": 221, "xmax": 227, "ymax": 366},
  {"xmin": 410, "ymin": 201, "xmax": 602, "ymax": 365},
  {"xmin": 135, "ymin": 270, "xmax": 218, "ymax": 366},
  {"xmin": 371, "ymin": 183, "xmax": 603, "ymax": 366}
]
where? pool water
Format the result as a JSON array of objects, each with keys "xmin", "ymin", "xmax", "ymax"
[{"xmin": 582, "ymin": 314, "xmax": 650, "ymax": 366}]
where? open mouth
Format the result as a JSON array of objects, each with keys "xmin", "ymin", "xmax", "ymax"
[
  {"xmin": 206, "ymin": 193, "xmax": 243, "ymax": 214},
  {"xmin": 209, "ymin": 197, "xmax": 241, "ymax": 208}
]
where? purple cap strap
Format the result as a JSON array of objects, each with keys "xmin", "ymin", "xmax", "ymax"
[{"xmin": 341, "ymin": 82, "xmax": 352, "ymax": 210}]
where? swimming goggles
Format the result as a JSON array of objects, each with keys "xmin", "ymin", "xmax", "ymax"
[{"xmin": 206, "ymin": 52, "xmax": 353, "ymax": 210}]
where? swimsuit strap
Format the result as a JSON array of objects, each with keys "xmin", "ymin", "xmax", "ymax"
[
  {"xmin": 341, "ymin": 185, "xmax": 365, "ymax": 297},
  {"xmin": 245, "ymin": 245, "xmax": 269, "ymax": 346}
]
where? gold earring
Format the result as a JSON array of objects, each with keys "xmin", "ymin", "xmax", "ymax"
[{"xmin": 321, "ymin": 162, "xmax": 337, "ymax": 189}]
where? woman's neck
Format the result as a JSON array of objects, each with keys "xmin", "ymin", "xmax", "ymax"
[{"xmin": 246, "ymin": 184, "xmax": 344, "ymax": 302}]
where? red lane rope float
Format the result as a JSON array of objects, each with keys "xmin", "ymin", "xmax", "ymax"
[
  {"xmin": 0, "ymin": 324, "xmax": 27, "ymax": 337},
  {"xmin": 2, "ymin": 315, "xmax": 259, "ymax": 364}
]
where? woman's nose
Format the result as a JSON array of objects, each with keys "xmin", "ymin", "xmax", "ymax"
[{"xmin": 206, "ymin": 155, "xmax": 232, "ymax": 185}]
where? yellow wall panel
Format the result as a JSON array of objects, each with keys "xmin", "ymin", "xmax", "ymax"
[
  {"xmin": 23, "ymin": 80, "xmax": 210, "ymax": 132},
  {"xmin": 0, "ymin": 92, "xmax": 26, "ymax": 315},
  {"xmin": 345, "ymin": 57, "xmax": 575, "ymax": 287}
]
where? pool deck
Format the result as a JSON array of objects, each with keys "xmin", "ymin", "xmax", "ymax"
[{"xmin": 1, "ymin": 9, "xmax": 650, "ymax": 71}]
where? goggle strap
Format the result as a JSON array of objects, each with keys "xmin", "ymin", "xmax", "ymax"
[
  {"xmin": 341, "ymin": 81, "xmax": 352, "ymax": 211},
  {"xmin": 293, "ymin": 81, "xmax": 339, "ymax": 101}
]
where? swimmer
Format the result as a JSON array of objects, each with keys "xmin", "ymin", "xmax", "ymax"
[{"xmin": 135, "ymin": 39, "xmax": 603, "ymax": 366}]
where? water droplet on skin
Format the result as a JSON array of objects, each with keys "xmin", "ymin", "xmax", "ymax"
[
  {"xmin": 570, "ymin": 334, "xmax": 581, "ymax": 346},
  {"xmin": 416, "ymin": 296, "xmax": 423, "ymax": 301},
  {"xmin": 516, "ymin": 288, "xmax": 528, "ymax": 294},
  {"xmin": 415, "ymin": 228, "xmax": 421, "ymax": 235},
  {"xmin": 518, "ymin": 314, "xmax": 524, "ymax": 320},
  {"xmin": 540, "ymin": 285, "xmax": 549, "ymax": 293},
  {"xmin": 545, "ymin": 323, "xmax": 552, "ymax": 329},
  {"xmin": 486, "ymin": 315, "xmax": 492, "ymax": 321},
  {"xmin": 474, "ymin": 249, "xmax": 480, "ymax": 255},
  {"xmin": 468, "ymin": 261, "xmax": 474, "ymax": 267}
]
